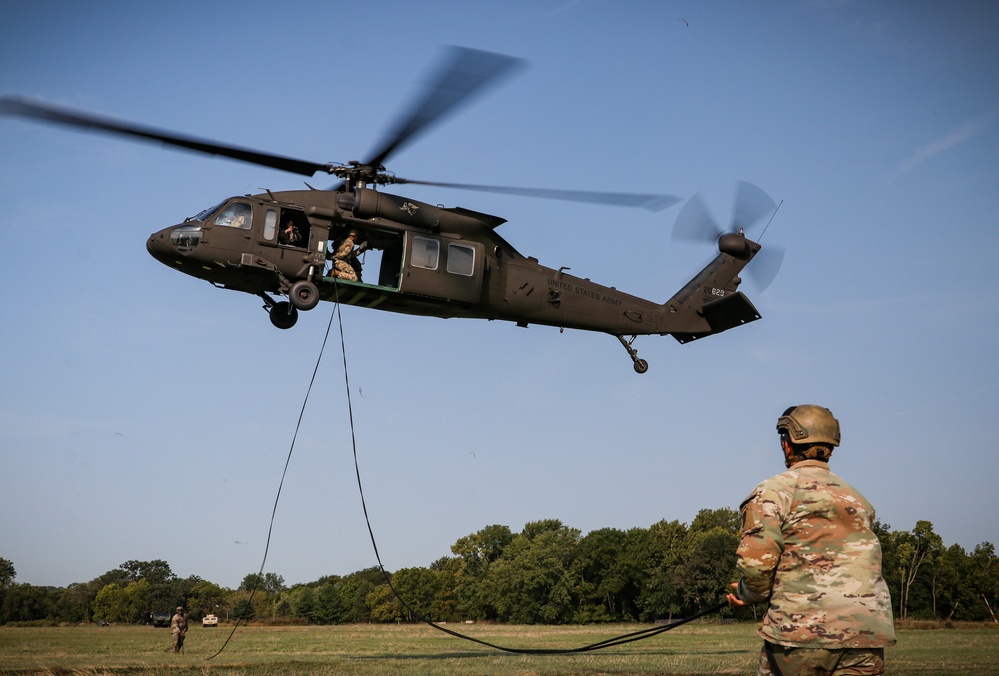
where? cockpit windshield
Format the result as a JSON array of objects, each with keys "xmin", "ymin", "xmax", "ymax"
[{"xmin": 190, "ymin": 199, "xmax": 227, "ymax": 223}]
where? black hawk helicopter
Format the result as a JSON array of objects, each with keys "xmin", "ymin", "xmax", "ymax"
[{"xmin": 1, "ymin": 48, "xmax": 780, "ymax": 374}]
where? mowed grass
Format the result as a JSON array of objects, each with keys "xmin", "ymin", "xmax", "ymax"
[{"xmin": 0, "ymin": 621, "xmax": 996, "ymax": 675}]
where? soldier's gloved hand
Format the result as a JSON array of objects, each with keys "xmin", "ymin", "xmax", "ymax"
[{"xmin": 726, "ymin": 582, "xmax": 746, "ymax": 607}]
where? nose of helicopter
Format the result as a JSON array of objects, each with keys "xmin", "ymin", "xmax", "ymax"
[
  {"xmin": 146, "ymin": 227, "xmax": 172, "ymax": 265},
  {"xmin": 147, "ymin": 222, "xmax": 203, "ymax": 266}
]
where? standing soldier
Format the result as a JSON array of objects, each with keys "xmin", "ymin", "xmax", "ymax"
[
  {"xmin": 330, "ymin": 228, "xmax": 364, "ymax": 281},
  {"xmin": 727, "ymin": 405, "xmax": 896, "ymax": 675},
  {"xmin": 170, "ymin": 605, "xmax": 188, "ymax": 654}
]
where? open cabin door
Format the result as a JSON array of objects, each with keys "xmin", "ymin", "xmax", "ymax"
[{"xmin": 399, "ymin": 233, "xmax": 484, "ymax": 303}]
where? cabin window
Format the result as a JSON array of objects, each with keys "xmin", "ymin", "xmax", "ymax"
[
  {"xmin": 411, "ymin": 236, "xmax": 439, "ymax": 270},
  {"xmin": 278, "ymin": 208, "xmax": 310, "ymax": 248},
  {"xmin": 263, "ymin": 209, "xmax": 277, "ymax": 240},
  {"xmin": 214, "ymin": 201, "xmax": 252, "ymax": 229},
  {"xmin": 447, "ymin": 243, "xmax": 475, "ymax": 276}
]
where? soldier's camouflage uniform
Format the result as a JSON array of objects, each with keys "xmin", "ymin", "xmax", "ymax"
[
  {"xmin": 170, "ymin": 610, "xmax": 187, "ymax": 653},
  {"xmin": 735, "ymin": 459, "xmax": 896, "ymax": 673},
  {"xmin": 331, "ymin": 236, "xmax": 359, "ymax": 281}
]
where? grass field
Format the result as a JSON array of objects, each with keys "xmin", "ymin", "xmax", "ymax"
[{"xmin": 0, "ymin": 621, "xmax": 996, "ymax": 675}]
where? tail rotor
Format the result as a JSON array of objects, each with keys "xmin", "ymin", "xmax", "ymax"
[{"xmin": 672, "ymin": 181, "xmax": 784, "ymax": 292}]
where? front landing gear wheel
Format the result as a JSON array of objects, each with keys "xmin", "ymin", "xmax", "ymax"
[
  {"xmin": 290, "ymin": 280, "xmax": 319, "ymax": 311},
  {"xmin": 269, "ymin": 301, "xmax": 299, "ymax": 329},
  {"xmin": 633, "ymin": 359, "xmax": 649, "ymax": 374}
]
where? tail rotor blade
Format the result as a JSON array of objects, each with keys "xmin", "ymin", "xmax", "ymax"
[
  {"xmin": 731, "ymin": 180, "xmax": 776, "ymax": 232},
  {"xmin": 746, "ymin": 243, "xmax": 784, "ymax": 292},
  {"xmin": 672, "ymin": 192, "xmax": 723, "ymax": 242}
]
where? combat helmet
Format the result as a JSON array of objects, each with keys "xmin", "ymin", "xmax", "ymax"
[{"xmin": 776, "ymin": 405, "xmax": 840, "ymax": 447}]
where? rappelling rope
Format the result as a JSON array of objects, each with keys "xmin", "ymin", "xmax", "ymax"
[
  {"xmin": 206, "ymin": 299, "xmax": 339, "ymax": 660},
  {"xmin": 212, "ymin": 280, "xmax": 726, "ymax": 659},
  {"xmin": 328, "ymin": 282, "xmax": 728, "ymax": 654}
]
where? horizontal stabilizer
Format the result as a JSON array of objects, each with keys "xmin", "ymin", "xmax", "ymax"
[{"xmin": 672, "ymin": 292, "xmax": 761, "ymax": 344}]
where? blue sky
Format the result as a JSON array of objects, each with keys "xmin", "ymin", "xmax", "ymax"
[{"xmin": 2, "ymin": 1, "xmax": 997, "ymax": 589}]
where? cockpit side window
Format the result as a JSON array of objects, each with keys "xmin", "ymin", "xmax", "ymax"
[{"xmin": 214, "ymin": 202, "xmax": 252, "ymax": 229}]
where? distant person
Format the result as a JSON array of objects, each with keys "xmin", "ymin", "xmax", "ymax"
[
  {"xmin": 330, "ymin": 228, "xmax": 364, "ymax": 281},
  {"xmin": 170, "ymin": 605, "xmax": 188, "ymax": 654},
  {"xmin": 727, "ymin": 405, "xmax": 896, "ymax": 675}
]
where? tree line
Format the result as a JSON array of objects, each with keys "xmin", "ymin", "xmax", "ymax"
[{"xmin": 3, "ymin": 510, "xmax": 997, "ymax": 626}]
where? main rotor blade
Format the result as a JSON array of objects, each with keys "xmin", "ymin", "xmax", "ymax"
[
  {"xmin": 0, "ymin": 96, "xmax": 331, "ymax": 177},
  {"xmin": 395, "ymin": 178, "xmax": 681, "ymax": 211},
  {"xmin": 364, "ymin": 47, "xmax": 525, "ymax": 169},
  {"xmin": 731, "ymin": 180, "xmax": 776, "ymax": 232}
]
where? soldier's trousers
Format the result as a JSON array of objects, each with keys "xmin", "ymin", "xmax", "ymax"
[{"xmin": 759, "ymin": 641, "xmax": 885, "ymax": 675}]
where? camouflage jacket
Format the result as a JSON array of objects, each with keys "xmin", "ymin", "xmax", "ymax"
[
  {"xmin": 735, "ymin": 459, "xmax": 896, "ymax": 648},
  {"xmin": 170, "ymin": 612, "xmax": 187, "ymax": 634}
]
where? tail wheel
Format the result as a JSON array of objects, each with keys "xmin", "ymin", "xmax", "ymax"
[
  {"xmin": 269, "ymin": 301, "xmax": 299, "ymax": 329},
  {"xmin": 290, "ymin": 280, "xmax": 320, "ymax": 311}
]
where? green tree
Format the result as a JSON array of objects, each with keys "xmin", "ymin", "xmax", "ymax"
[
  {"xmin": 344, "ymin": 568, "xmax": 384, "ymax": 623},
  {"xmin": 966, "ymin": 542, "xmax": 999, "ymax": 621},
  {"xmin": 121, "ymin": 579, "xmax": 150, "ymax": 623},
  {"xmin": 186, "ymin": 580, "xmax": 229, "ymax": 620},
  {"xmin": 1, "ymin": 584, "xmax": 56, "ymax": 623},
  {"xmin": 689, "ymin": 508, "xmax": 740, "ymax": 536},
  {"xmin": 314, "ymin": 581, "xmax": 349, "ymax": 624},
  {"xmin": 0, "ymin": 557, "xmax": 15, "ymax": 619},
  {"xmin": 676, "ymin": 527, "xmax": 739, "ymax": 612},
  {"xmin": 4, "ymin": 584, "xmax": 59, "ymax": 623},
  {"xmin": 262, "ymin": 573, "xmax": 285, "ymax": 595},
  {"xmin": 451, "ymin": 524, "xmax": 513, "ymax": 620},
  {"xmin": 637, "ymin": 519, "xmax": 688, "ymax": 621},
  {"xmin": 484, "ymin": 520, "xmax": 581, "ymax": 623},
  {"xmin": 92, "ymin": 583, "xmax": 125, "ymax": 623},
  {"xmin": 55, "ymin": 583, "xmax": 92, "ymax": 623},
  {"xmin": 451, "ymin": 524, "xmax": 513, "ymax": 576},
  {"xmin": 896, "ymin": 520, "xmax": 942, "ymax": 620},
  {"xmin": 575, "ymin": 527, "xmax": 648, "ymax": 621},
  {"xmin": 112, "ymin": 560, "xmax": 176, "ymax": 618},
  {"xmin": 391, "ymin": 567, "xmax": 443, "ymax": 622},
  {"xmin": 290, "ymin": 585, "xmax": 317, "ymax": 623},
  {"xmin": 239, "ymin": 573, "xmax": 266, "ymax": 592},
  {"xmin": 231, "ymin": 594, "xmax": 257, "ymax": 621},
  {"xmin": 932, "ymin": 543, "xmax": 965, "ymax": 619},
  {"xmin": 274, "ymin": 597, "xmax": 293, "ymax": 619},
  {"xmin": 367, "ymin": 582, "xmax": 401, "ymax": 622},
  {"xmin": 428, "ymin": 556, "xmax": 462, "ymax": 621}
]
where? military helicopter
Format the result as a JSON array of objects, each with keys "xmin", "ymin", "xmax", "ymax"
[{"xmin": 1, "ymin": 48, "xmax": 780, "ymax": 374}]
